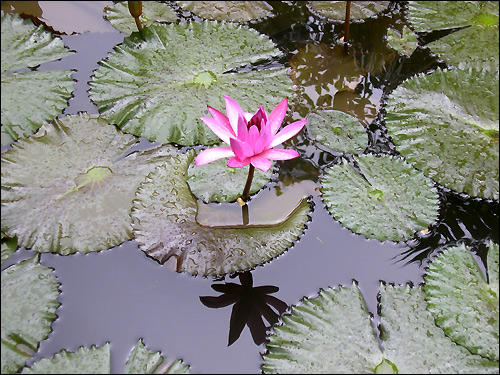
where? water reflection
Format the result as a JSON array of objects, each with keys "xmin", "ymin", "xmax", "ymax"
[{"xmin": 200, "ymin": 271, "xmax": 288, "ymax": 346}]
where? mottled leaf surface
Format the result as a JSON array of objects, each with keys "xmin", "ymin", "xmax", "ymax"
[
  {"xmin": 386, "ymin": 25, "xmax": 419, "ymax": 57},
  {"xmin": 307, "ymin": 1, "xmax": 390, "ymax": 20},
  {"xmin": 177, "ymin": 1, "xmax": 273, "ymax": 22},
  {"xmin": 1, "ymin": 113, "xmax": 176, "ymax": 255}
]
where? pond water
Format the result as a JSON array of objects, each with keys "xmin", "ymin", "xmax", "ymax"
[{"xmin": 1, "ymin": 1, "xmax": 498, "ymax": 374}]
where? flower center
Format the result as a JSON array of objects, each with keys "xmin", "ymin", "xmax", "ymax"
[{"xmin": 193, "ymin": 70, "xmax": 217, "ymax": 88}]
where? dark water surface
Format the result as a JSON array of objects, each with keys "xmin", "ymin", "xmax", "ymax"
[{"xmin": 2, "ymin": 1, "xmax": 498, "ymax": 373}]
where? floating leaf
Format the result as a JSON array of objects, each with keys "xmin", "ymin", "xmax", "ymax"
[
  {"xmin": 1, "ymin": 113, "xmax": 176, "ymax": 255},
  {"xmin": 124, "ymin": 339, "xmax": 190, "ymax": 374},
  {"xmin": 384, "ymin": 67, "xmax": 499, "ymax": 200},
  {"xmin": 89, "ymin": 21, "xmax": 292, "ymax": 146},
  {"xmin": 385, "ymin": 25, "xmax": 419, "ymax": 57},
  {"xmin": 1, "ymin": 13, "xmax": 74, "ymax": 145},
  {"xmin": 187, "ymin": 149, "xmax": 273, "ymax": 203},
  {"xmin": 131, "ymin": 150, "xmax": 311, "ymax": 276},
  {"xmin": 20, "ymin": 344, "xmax": 110, "ymax": 374},
  {"xmin": 424, "ymin": 242, "xmax": 499, "ymax": 361},
  {"xmin": 380, "ymin": 284, "xmax": 499, "ymax": 373},
  {"xmin": 307, "ymin": 1, "xmax": 390, "ymax": 21},
  {"xmin": 306, "ymin": 109, "xmax": 368, "ymax": 154},
  {"xmin": 1, "ymin": 256, "xmax": 60, "ymax": 374},
  {"xmin": 262, "ymin": 282, "xmax": 382, "ymax": 373},
  {"xmin": 177, "ymin": 1, "xmax": 273, "ymax": 22},
  {"xmin": 321, "ymin": 154, "xmax": 439, "ymax": 242},
  {"xmin": 262, "ymin": 282, "xmax": 499, "ymax": 373},
  {"xmin": 104, "ymin": 1, "xmax": 178, "ymax": 34},
  {"xmin": 407, "ymin": 1, "xmax": 499, "ymax": 72},
  {"xmin": 1, "ymin": 232, "xmax": 18, "ymax": 264}
]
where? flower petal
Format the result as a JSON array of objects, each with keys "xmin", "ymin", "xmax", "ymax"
[
  {"xmin": 250, "ymin": 154, "xmax": 273, "ymax": 172},
  {"xmin": 270, "ymin": 119, "xmax": 307, "ymax": 148},
  {"xmin": 230, "ymin": 137, "xmax": 254, "ymax": 159},
  {"xmin": 248, "ymin": 125, "xmax": 260, "ymax": 148},
  {"xmin": 260, "ymin": 148, "xmax": 299, "ymax": 160},
  {"xmin": 200, "ymin": 116, "xmax": 235, "ymax": 144},
  {"xmin": 267, "ymin": 97, "xmax": 288, "ymax": 135},
  {"xmin": 195, "ymin": 147, "xmax": 235, "ymax": 166},
  {"xmin": 225, "ymin": 96, "xmax": 245, "ymax": 134},
  {"xmin": 254, "ymin": 121, "xmax": 272, "ymax": 154},
  {"xmin": 236, "ymin": 114, "xmax": 248, "ymax": 141},
  {"xmin": 228, "ymin": 156, "xmax": 251, "ymax": 168}
]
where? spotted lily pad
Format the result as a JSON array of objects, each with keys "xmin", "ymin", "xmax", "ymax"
[
  {"xmin": 89, "ymin": 21, "xmax": 293, "ymax": 146},
  {"xmin": 407, "ymin": 1, "xmax": 499, "ymax": 72},
  {"xmin": 1, "ymin": 232, "xmax": 18, "ymax": 264},
  {"xmin": 262, "ymin": 282, "xmax": 499, "ymax": 373},
  {"xmin": 424, "ymin": 242, "xmax": 499, "ymax": 361},
  {"xmin": 385, "ymin": 25, "xmax": 419, "ymax": 57},
  {"xmin": 187, "ymin": 149, "xmax": 273, "ymax": 203},
  {"xmin": 1, "ymin": 256, "xmax": 60, "ymax": 374},
  {"xmin": 103, "ymin": 1, "xmax": 178, "ymax": 34},
  {"xmin": 131, "ymin": 150, "xmax": 311, "ymax": 276},
  {"xmin": 125, "ymin": 339, "xmax": 190, "ymax": 374},
  {"xmin": 384, "ymin": 67, "xmax": 499, "ymax": 200},
  {"xmin": 1, "ymin": 113, "xmax": 176, "ymax": 255},
  {"xmin": 306, "ymin": 109, "xmax": 368, "ymax": 154},
  {"xmin": 307, "ymin": 1, "xmax": 390, "ymax": 21},
  {"xmin": 1, "ymin": 13, "xmax": 74, "ymax": 146},
  {"xmin": 321, "ymin": 154, "xmax": 439, "ymax": 242},
  {"xmin": 177, "ymin": 1, "xmax": 273, "ymax": 22}
]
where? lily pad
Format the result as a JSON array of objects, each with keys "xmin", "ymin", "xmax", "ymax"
[
  {"xmin": 307, "ymin": 1, "xmax": 390, "ymax": 21},
  {"xmin": 177, "ymin": 1, "xmax": 273, "ymax": 22},
  {"xmin": 1, "ymin": 232, "xmax": 18, "ymax": 264},
  {"xmin": 320, "ymin": 154, "xmax": 439, "ymax": 242},
  {"xmin": 306, "ymin": 109, "xmax": 368, "ymax": 154},
  {"xmin": 424, "ymin": 242, "xmax": 499, "ymax": 361},
  {"xmin": 1, "ymin": 13, "xmax": 74, "ymax": 146},
  {"xmin": 262, "ymin": 282, "xmax": 499, "ymax": 373},
  {"xmin": 1, "ymin": 256, "xmax": 60, "ymax": 374},
  {"xmin": 103, "ymin": 1, "xmax": 178, "ymax": 34},
  {"xmin": 89, "ymin": 21, "xmax": 293, "ymax": 146},
  {"xmin": 125, "ymin": 339, "xmax": 190, "ymax": 374},
  {"xmin": 384, "ymin": 67, "xmax": 499, "ymax": 200},
  {"xmin": 385, "ymin": 25, "xmax": 419, "ymax": 57},
  {"xmin": 407, "ymin": 1, "xmax": 499, "ymax": 72},
  {"xmin": 187, "ymin": 149, "xmax": 274, "ymax": 203},
  {"xmin": 1, "ymin": 113, "xmax": 176, "ymax": 255},
  {"xmin": 131, "ymin": 150, "xmax": 311, "ymax": 277}
]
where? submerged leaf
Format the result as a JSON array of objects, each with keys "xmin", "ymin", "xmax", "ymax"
[
  {"xmin": 1, "ymin": 113, "xmax": 176, "ymax": 255},
  {"xmin": 89, "ymin": 21, "xmax": 292, "ymax": 146},
  {"xmin": 104, "ymin": 1, "xmax": 178, "ymax": 34},
  {"xmin": 321, "ymin": 154, "xmax": 439, "ymax": 242},
  {"xmin": 177, "ymin": 1, "xmax": 273, "ymax": 22},
  {"xmin": 384, "ymin": 67, "xmax": 499, "ymax": 200},
  {"xmin": 424, "ymin": 242, "xmax": 499, "ymax": 361},
  {"xmin": 1, "ymin": 13, "xmax": 74, "ymax": 145},
  {"xmin": 131, "ymin": 150, "xmax": 311, "ymax": 276},
  {"xmin": 1, "ymin": 256, "xmax": 60, "ymax": 374}
]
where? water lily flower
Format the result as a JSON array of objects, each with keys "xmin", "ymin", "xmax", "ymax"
[{"xmin": 195, "ymin": 96, "xmax": 307, "ymax": 173}]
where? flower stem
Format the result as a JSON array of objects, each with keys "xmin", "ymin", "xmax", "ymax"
[{"xmin": 241, "ymin": 164, "xmax": 255, "ymax": 202}]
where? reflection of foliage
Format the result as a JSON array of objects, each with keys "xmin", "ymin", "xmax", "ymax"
[{"xmin": 200, "ymin": 272, "xmax": 288, "ymax": 346}]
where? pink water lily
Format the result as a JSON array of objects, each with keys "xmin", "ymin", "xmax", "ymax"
[{"xmin": 195, "ymin": 96, "xmax": 307, "ymax": 172}]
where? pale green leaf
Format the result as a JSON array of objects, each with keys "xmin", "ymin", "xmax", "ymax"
[
  {"xmin": 386, "ymin": 25, "xmax": 419, "ymax": 57},
  {"xmin": 177, "ymin": 1, "xmax": 273, "ymax": 22},
  {"xmin": 307, "ymin": 1, "xmax": 390, "ymax": 21}
]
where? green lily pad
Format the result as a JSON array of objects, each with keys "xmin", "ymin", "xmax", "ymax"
[
  {"xmin": 262, "ymin": 282, "xmax": 499, "ymax": 373},
  {"xmin": 177, "ymin": 1, "xmax": 273, "ymax": 22},
  {"xmin": 1, "ymin": 232, "xmax": 18, "ymax": 264},
  {"xmin": 1, "ymin": 256, "xmax": 60, "ymax": 374},
  {"xmin": 306, "ymin": 109, "xmax": 368, "ymax": 154},
  {"xmin": 407, "ymin": 1, "xmax": 499, "ymax": 72},
  {"xmin": 131, "ymin": 150, "xmax": 311, "ymax": 277},
  {"xmin": 20, "ymin": 339, "xmax": 190, "ymax": 374},
  {"xmin": 380, "ymin": 284, "xmax": 499, "ymax": 373},
  {"xmin": 385, "ymin": 25, "xmax": 419, "ymax": 57},
  {"xmin": 1, "ymin": 113, "xmax": 176, "ymax": 255},
  {"xmin": 424, "ymin": 242, "xmax": 499, "ymax": 361},
  {"xmin": 307, "ymin": 1, "xmax": 390, "ymax": 21},
  {"xmin": 1, "ymin": 13, "xmax": 74, "ymax": 146},
  {"xmin": 20, "ymin": 344, "xmax": 110, "ymax": 374},
  {"xmin": 384, "ymin": 67, "xmax": 499, "ymax": 200},
  {"xmin": 187, "ymin": 149, "xmax": 273, "ymax": 203},
  {"xmin": 125, "ymin": 339, "xmax": 190, "ymax": 374},
  {"xmin": 89, "ymin": 21, "xmax": 293, "ymax": 146},
  {"xmin": 103, "ymin": 1, "xmax": 178, "ymax": 35},
  {"xmin": 321, "ymin": 154, "xmax": 439, "ymax": 242}
]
